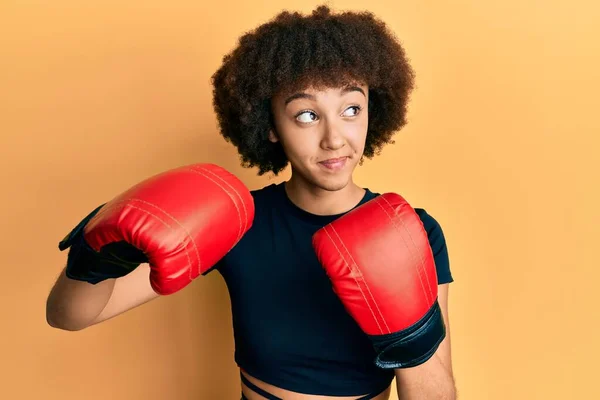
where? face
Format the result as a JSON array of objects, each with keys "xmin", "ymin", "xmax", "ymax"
[{"xmin": 269, "ymin": 83, "xmax": 369, "ymax": 192}]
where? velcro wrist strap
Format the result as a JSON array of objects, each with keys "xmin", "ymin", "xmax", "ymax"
[
  {"xmin": 369, "ymin": 300, "xmax": 446, "ymax": 369},
  {"xmin": 58, "ymin": 203, "xmax": 145, "ymax": 284},
  {"xmin": 58, "ymin": 204, "xmax": 105, "ymax": 251}
]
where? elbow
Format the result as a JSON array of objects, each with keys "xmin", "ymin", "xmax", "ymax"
[
  {"xmin": 46, "ymin": 311, "xmax": 73, "ymax": 331},
  {"xmin": 449, "ymin": 387, "xmax": 457, "ymax": 400},
  {"xmin": 46, "ymin": 315, "xmax": 88, "ymax": 331},
  {"xmin": 46, "ymin": 302, "xmax": 88, "ymax": 332},
  {"xmin": 447, "ymin": 378, "xmax": 458, "ymax": 400},
  {"xmin": 46, "ymin": 315, "xmax": 78, "ymax": 331}
]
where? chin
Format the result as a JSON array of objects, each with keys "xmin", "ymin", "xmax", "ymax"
[{"xmin": 311, "ymin": 174, "xmax": 352, "ymax": 192}]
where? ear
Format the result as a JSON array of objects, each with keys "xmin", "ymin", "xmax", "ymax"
[{"xmin": 268, "ymin": 129, "xmax": 279, "ymax": 143}]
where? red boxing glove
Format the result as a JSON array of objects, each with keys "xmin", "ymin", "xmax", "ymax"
[
  {"xmin": 312, "ymin": 193, "xmax": 445, "ymax": 368},
  {"xmin": 71, "ymin": 163, "xmax": 254, "ymax": 295}
]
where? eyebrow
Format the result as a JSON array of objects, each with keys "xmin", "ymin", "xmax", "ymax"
[{"xmin": 284, "ymin": 86, "xmax": 366, "ymax": 106}]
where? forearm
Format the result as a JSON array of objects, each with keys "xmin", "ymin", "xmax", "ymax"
[
  {"xmin": 395, "ymin": 354, "xmax": 456, "ymax": 400},
  {"xmin": 46, "ymin": 266, "xmax": 115, "ymax": 331}
]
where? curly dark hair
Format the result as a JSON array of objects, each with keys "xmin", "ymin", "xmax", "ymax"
[{"xmin": 211, "ymin": 5, "xmax": 416, "ymax": 175}]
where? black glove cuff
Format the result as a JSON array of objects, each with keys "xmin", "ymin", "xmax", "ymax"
[
  {"xmin": 58, "ymin": 204, "xmax": 146, "ymax": 284},
  {"xmin": 369, "ymin": 299, "xmax": 446, "ymax": 369},
  {"xmin": 58, "ymin": 204, "xmax": 105, "ymax": 251}
]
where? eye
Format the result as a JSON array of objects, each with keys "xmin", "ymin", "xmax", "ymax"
[
  {"xmin": 295, "ymin": 110, "xmax": 318, "ymax": 123},
  {"xmin": 343, "ymin": 105, "xmax": 362, "ymax": 117}
]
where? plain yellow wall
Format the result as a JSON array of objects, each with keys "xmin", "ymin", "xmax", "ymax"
[{"xmin": 1, "ymin": 1, "xmax": 598, "ymax": 399}]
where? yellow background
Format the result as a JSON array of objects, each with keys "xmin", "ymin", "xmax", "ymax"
[{"xmin": 2, "ymin": 0, "xmax": 598, "ymax": 399}]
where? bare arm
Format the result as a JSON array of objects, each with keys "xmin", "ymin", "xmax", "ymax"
[
  {"xmin": 46, "ymin": 263, "xmax": 159, "ymax": 331},
  {"xmin": 395, "ymin": 284, "xmax": 456, "ymax": 399}
]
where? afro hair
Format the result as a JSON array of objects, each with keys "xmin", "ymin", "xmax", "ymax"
[{"xmin": 211, "ymin": 5, "xmax": 416, "ymax": 175}]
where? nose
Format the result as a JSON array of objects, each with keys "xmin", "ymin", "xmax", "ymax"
[{"xmin": 320, "ymin": 120, "xmax": 345, "ymax": 151}]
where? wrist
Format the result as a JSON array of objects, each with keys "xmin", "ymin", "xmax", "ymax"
[
  {"xmin": 59, "ymin": 204, "xmax": 146, "ymax": 284},
  {"xmin": 370, "ymin": 300, "xmax": 446, "ymax": 369}
]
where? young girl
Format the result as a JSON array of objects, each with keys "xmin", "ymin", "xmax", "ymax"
[{"xmin": 48, "ymin": 5, "xmax": 455, "ymax": 399}]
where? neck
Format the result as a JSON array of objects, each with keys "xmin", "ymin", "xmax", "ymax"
[{"xmin": 284, "ymin": 173, "xmax": 366, "ymax": 216}]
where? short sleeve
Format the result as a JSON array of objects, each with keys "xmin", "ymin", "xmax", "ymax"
[{"xmin": 415, "ymin": 209, "xmax": 454, "ymax": 284}]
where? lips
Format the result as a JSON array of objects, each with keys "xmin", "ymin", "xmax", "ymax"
[{"xmin": 319, "ymin": 157, "xmax": 348, "ymax": 171}]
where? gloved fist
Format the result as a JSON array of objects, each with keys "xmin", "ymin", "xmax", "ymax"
[
  {"xmin": 312, "ymin": 193, "xmax": 445, "ymax": 368},
  {"xmin": 59, "ymin": 163, "xmax": 254, "ymax": 295}
]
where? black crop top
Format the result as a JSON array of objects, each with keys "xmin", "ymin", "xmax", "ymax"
[{"xmin": 212, "ymin": 183, "xmax": 453, "ymax": 396}]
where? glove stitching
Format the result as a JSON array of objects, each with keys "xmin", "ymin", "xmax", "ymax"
[
  {"xmin": 324, "ymin": 225, "xmax": 389, "ymax": 335},
  {"xmin": 377, "ymin": 196, "xmax": 434, "ymax": 304},
  {"xmin": 190, "ymin": 166, "xmax": 245, "ymax": 245},
  {"xmin": 93, "ymin": 199, "xmax": 199, "ymax": 283}
]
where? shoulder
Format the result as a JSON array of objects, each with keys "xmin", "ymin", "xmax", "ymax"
[
  {"xmin": 248, "ymin": 183, "xmax": 283, "ymax": 210},
  {"xmin": 366, "ymin": 190, "xmax": 446, "ymax": 242},
  {"xmin": 250, "ymin": 182, "xmax": 281, "ymax": 202},
  {"xmin": 367, "ymin": 189, "xmax": 454, "ymax": 284},
  {"xmin": 211, "ymin": 184, "xmax": 280, "ymax": 274},
  {"xmin": 414, "ymin": 208, "xmax": 443, "ymax": 237},
  {"xmin": 414, "ymin": 208, "xmax": 454, "ymax": 284}
]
